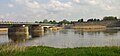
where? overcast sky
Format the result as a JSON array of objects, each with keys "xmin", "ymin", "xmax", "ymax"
[{"xmin": 0, "ymin": 0, "xmax": 120, "ymax": 22}]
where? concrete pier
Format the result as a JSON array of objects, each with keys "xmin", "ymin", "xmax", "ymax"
[
  {"xmin": 7, "ymin": 24, "xmax": 54, "ymax": 41},
  {"xmin": 30, "ymin": 25, "xmax": 44, "ymax": 37},
  {"xmin": 8, "ymin": 25, "xmax": 29, "ymax": 42}
]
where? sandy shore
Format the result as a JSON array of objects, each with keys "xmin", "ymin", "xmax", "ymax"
[
  {"xmin": 73, "ymin": 25, "xmax": 106, "ymax": 29},
  {"xmin": 0, "ymin": 28, "xmax": 8, "ymax": 32}
]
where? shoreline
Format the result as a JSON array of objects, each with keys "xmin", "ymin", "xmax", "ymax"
[{"xmin": 0, "ymin": 28, "xmax": 8, "ymax": 31}]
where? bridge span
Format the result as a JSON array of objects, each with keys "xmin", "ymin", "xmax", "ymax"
[{"xmin": 0, "ymin": 22, "xmax": 60, "ymax": 39}]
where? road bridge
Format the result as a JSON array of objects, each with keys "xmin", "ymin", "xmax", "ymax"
[{"xmin": 0, "ymin": 22, "xmax": 55, "ymax": 39}]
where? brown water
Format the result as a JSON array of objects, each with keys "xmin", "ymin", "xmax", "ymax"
[{"xmin": 0, "ymin": 29, "xmax": 120, "ymax": 48}]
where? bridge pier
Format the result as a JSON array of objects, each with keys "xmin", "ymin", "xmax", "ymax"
[
  {"xmin": 8, "ymin": 25, "xmax": 29, "ymax": 42},
  {"xmin": 30, "ymin": 25, "xmax": 44, "ymax": 37},
  {"xmin": 8, "ymin": 24, "xmax": 53, "ymax": 41}
]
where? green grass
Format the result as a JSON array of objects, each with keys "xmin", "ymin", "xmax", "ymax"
[{"xmin": 0, "ymin": 46, "xmax": 120, "ymax": 56}]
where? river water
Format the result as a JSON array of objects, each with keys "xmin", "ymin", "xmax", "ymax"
[{"xmin": 0, "ymin": 29, "xmax": 120, "ymax": 48}]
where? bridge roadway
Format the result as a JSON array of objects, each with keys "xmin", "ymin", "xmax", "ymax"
[
  {"xmin": 0, "ymin": 22, "xmax": 54, "ymax": 28},
  {"xmin": 0, "ymin": 22, "xmax": 54, "ymax": 25}
]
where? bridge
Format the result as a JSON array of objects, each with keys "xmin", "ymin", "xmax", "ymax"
[
  {"xmin": 0, "ymin": 22, "xmax": 58, "ymax": 39},
  {"xmin": 0, "ymin": 22, "xmax": 54, "ymax": 27}
]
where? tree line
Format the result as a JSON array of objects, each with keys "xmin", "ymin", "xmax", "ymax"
[{"xmin": 35, "ymin": 16, "xmax": 119, "ymax": 24}]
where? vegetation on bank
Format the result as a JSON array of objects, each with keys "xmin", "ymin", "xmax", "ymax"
[
  {"xmin": 35, "ymin": 16, "xmax": 119, "ymax": 24},
  {"xmin": 0, "ymin": 46, "xmax": 120, "ymax": 56}
]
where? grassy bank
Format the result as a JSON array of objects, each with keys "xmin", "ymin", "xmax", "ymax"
[{"xmin": 0, "ymin": 46, "xmax": 120, "ymax": 56}]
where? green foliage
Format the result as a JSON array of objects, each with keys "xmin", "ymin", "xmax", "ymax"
[
  {"xmin": 35, "ymin": 21, "xmax": 39, "ymax": 23},
  {"xmin": 0, "ymin": 46, "xmax": 120, "ymax": 56},
  {"xmin": 39, "ymin": 21, "xmax": 42, "ymax": 23},
  {"xmin": 49, "ymin": 20, "xmax": 57, "ymax": 24},
  {"xmin": 87, "ymin": 19, "xmax": 100, "ymax": 22},
  {"xmin": 35, "ymin": 16, "xmax": 118, "ymax": 24},
  {"xmin": 96, "ymin": 19, "xmax": 100, "ymax": 21},
  {"xmin": 78, "ymin": 19, "xmax": 84, "ymax": 22},
  {"xmin": 103, "ymin": 16, "xmax": 118, "ymax": 21},
  {"xmin": 58, "ymin": 19, "xmax": 71, "ymax": 24},
  {"xmin": 87, "ymin": 19, "xmax": 94, "ymax": 22},
  {"xmin": 43, "ymin": 19, "xmax": 48, "ymax": 23}
]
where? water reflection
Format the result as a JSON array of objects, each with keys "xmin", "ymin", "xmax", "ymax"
[
  {"xmin": 103, "ymin": 29, "xmax": 120, "ymax": 35},
  {"xmin": 59, "ymin": 29, "xmax": 69, "ymax": 34},
  {"xmin": 74, "ymin": 29, "xmax": 120, "ymax": 36},
  {"xmin": 31, "ymin": 31, "xmax": 47, "ymax": 38},
  {"xmin": 8, "ymin": 30, "xmax": 49, "ymax": 42},
  {"xmin": 8, "ymin": 35, "xmax": 29, "ymax": 42},
  {"xmin": 1, "ymin": 29, "xmax": 120, "ymax": 48}
]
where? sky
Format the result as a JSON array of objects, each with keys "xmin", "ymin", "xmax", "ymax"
[{"xmin": 0, "ymin": 0, "xmax": 120, "ymax": 22}]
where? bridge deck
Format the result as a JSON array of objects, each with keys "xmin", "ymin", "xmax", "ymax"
[{"xmin": 0, "ymin": 22, "xmax": 54, "ymax": 26}]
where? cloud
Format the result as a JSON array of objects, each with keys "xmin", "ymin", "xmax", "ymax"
[
  {"xmin": 16, "ymin": 0, "xmax": 40, "ymax": 9},
  {"xmin": 73, "ymin": 0, "xmax": 98, "ymax": 5},
  {"xmin": 101, "ymin": 5, "xmax": 115, "ymax": 10},
  {"xmin": 88, "ymin": 0, "xmax": 98, "ymax": 5},
  {"xmin": 73, "ymin": 0, "xmax": 80, "ymax": 3},
  {"xmin": 48, "ymin": 0, "xmax": 73, "ymax": 12},
  {"xmin": 1, "ymin": 0, "xmax": 119, "ymax": 22},
  {"xmin": 0, "ymin": 15, "xmax": 4, "ymax": 19},
  {"xmin": 26, "ymin": 1, "xmax": 40, "ymax": 9},
  {"xmin": 8, "ymin": 4, "xmax": 14, "ymax": 8},
  {"xmin": 14, "ymin": 0, "xmax": 74, "ymax": 19},
  {"xmin": 15, "ymin": 0, "xmax": 73, "ymax": 12}
]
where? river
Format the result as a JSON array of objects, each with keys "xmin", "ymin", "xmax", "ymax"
[{"xmin": 0, "ymin": 29, "xmax": 120, "ymax": 48}]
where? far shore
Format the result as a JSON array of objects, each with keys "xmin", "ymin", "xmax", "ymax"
[{"xmin": 0, "ymin": 28, "xmax": 8, "ymax": 32}]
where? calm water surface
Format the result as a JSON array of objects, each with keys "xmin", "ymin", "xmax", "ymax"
[{"xmin": 0, "ymin": 29, "xmax": 120, "ymax": 48}]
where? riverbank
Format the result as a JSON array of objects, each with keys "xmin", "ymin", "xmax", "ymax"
[
  {"xmin": 0, "ymin": 46, "xmax": 120, "ymax": 56},
  {"xmin": 0, "ymin": 28, "xmax": 8, "ymax": 31},
  {"xmin": 73, "ymin": 25, "xmax": 106, "ymax": 29},
  {"xmin": 0, "ymin": 28, "xmax": 8, "ymax": 34}
]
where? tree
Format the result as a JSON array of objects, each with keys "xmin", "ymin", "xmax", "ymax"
[
  {"xmin": 58, "ymin": 19, "xmax": 70, "ymax": 24},
  {"xmin": 35, "ymin": 21, "xmax": 39, "ymax": 23},
  {"xmin": 39, "ymin": 21, "xmax": 42, "ymax": 23},
  {"xmin": 78, "ymin": 19, "xmax": 81, "ymax": 22},
  {"xmin": 103, "ymin": 16, "xmax": 118, "ymax": 21},
  {"xmin": 49, "ymin": 20, "xmax": 52, "ymax": 23},
  {"xmin": 87, "ymin": 18, "xmax": 100, "ymax": 22},
  {"xmin": 78, "ymin": 19, "xmax": 84, "ymax": 22},
  {"xmin": 43, "ymin": 19, "xmax": 48, "ymax": 23},
  {"xmin": 87, "ymin": 19, "xmax": 94, "ymax": 22},
  {"xmin": 49, "ymin": 20, "xmax": 57, "ymax": 24},
  {"xmin": 62, "ymin": 19, "xmax": 70, "ymax": 24},
  {"xmin": 93, "ymin": 19, "xmax": 100, "ymax": 22},
  {"xmin": 81, "ymin": 19, "xmax": 84, "ymax": 22},
  {"xmin": 52, "ymin": 20, "xmax": 57, "ymax": 24},
  {"xmin": 96, "ymin": 19, "xmax": 100, "ymax": 21},
  {"xmin": 93, "ymin": 19, "xmax": 97, "ymax": 21}
]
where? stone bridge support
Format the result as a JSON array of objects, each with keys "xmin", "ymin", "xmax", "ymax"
[
  {"xmin": 30, "ymin": 25, "xmax": 44, "ymax": 37},
  {"xmin": 8, "ymin": 24, "xmax": 53, "ymax": 41},
  {"xmin": 8, "ymin": 25, "xmax": 29, "ymax": 42}
]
